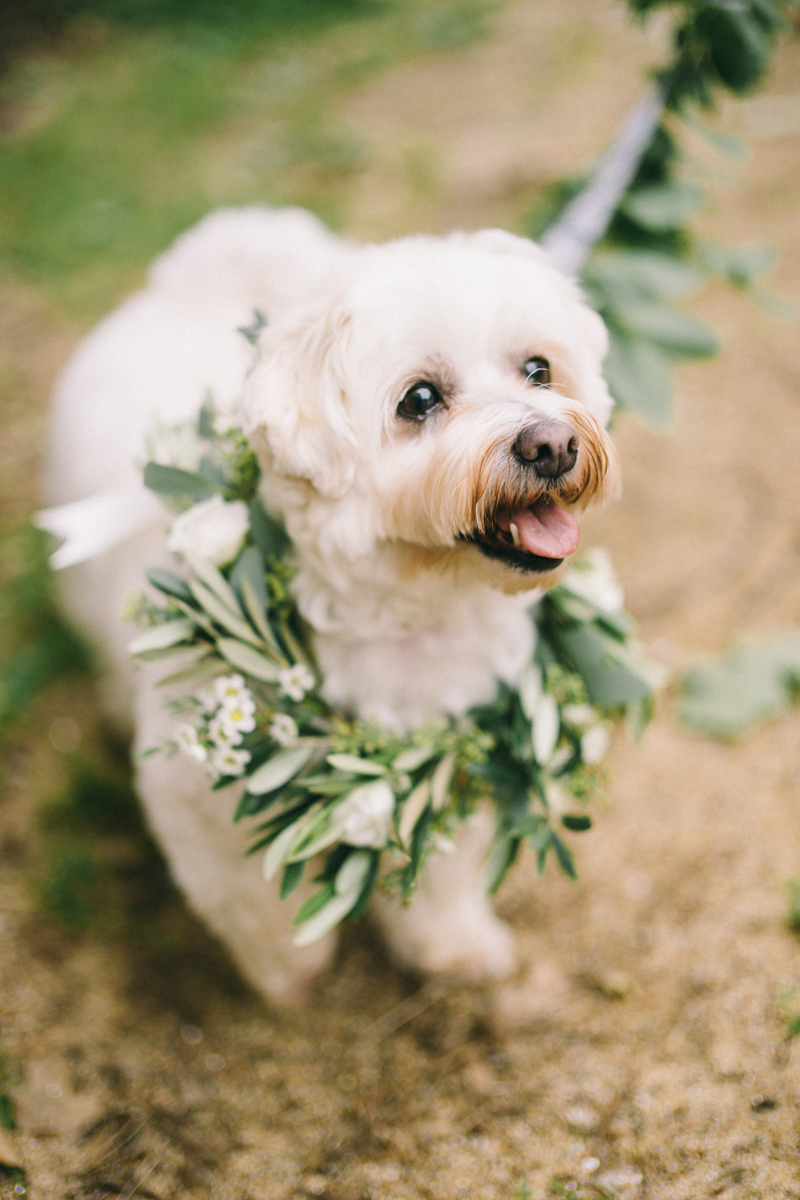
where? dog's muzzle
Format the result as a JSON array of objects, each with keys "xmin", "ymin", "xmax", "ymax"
[{"xmin": 465, "ymin": 417, "xmax": 584, "ymax": 574}]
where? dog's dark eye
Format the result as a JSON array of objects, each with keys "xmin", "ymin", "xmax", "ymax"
[
  {"xmin": 397, "ymin": 382, "xmax": 444, "ymax": 421},
  {"xmin": 522, "ymin": 356, "xmax": 551, "ymax": 386}
]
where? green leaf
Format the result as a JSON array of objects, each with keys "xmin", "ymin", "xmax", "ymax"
[
  {"xmin": 397, "ymin": 779, "xmax": 431, "ymax": 849},
  {"xmin": 292, "ymin": 889, "xmax": 358, "ymax": 946},
  {"xmin": 680, "ymin": 110, "xmax": 747, "ymax": 159},
  {"xmin": 143, "ymin": 462, "xmax": 214, "ymax": 499},
  {"xmin": 557, "ymin": 626, "xmax": 654, "ymax": 707},
  {"xmin": 246, "ymin": 744, "xmax": 315, "ymax": 795},
  {"xmin": 186, "ymin": 556, "xmax": 246, "ymax": 619},
  {"xmin": 217, "ymin": 637, "xmax": 282, "ymax": 681},
  {"xmin": 392, "ymin": 743, "xmax": 437, "ymax": 772},
  {"xmin": 698, "ymin": 242, "xmax": 776, "ymax": 289},
  {"xmin": 190, "ymin": 580, "xmax": 264, "ymax": 647},
  {"xmin": 262, "ymin": 818, "xmax": 306, "ymax": 881},
  {"xmin": 250, "ymin": 496, "xmax": 291, "ymax": 561},
  {"xmin": 231, "ymin": 545, "xmax": 267, "ymax": 610},
  {"xmin": 787, "ymin": 1014, "xmax": 800, "ymax": 1039},
  {"xmin": 128, "ymin": 617, "xmax": 196, "ymax": 655},
  {"xmin": 347, "ymin": 851, "xmax": 381, "ymax": 920},
  {"xmin": 145, "ymin": 567, "xmax": 193, "ymax": 603},
  {"xmin": 679, "ymin": 633, "xmax": 800, "ymax": 739},
  {"xmin": 603, "ymin": 329, "xmax": 674, "ymax": 428},
  {"xmin": 326, "ymin": 753, "xmax": 388, "ymax": 776},
  {"xmin": 615, "ymin": 302, "xmax": 719, "ymax": 358},
  {"xmin": 279, "ymin": 860, "xmax": 305, "ymax": 900},
  {"xmin": 551, "ymin": 832, "xmax": 578, "ymax": 880},
  {"xmin": 620, "ymin": 182, "xmax": 704, "ymax": 231},
  {"xmin": 292, "ymin": 881, "xmax": 336, "ymax": 926},
  {"xmin": 562, "ymin": 814, "xmax": 592, "ymax": 832},
  {"xmin": 585, "ymin": 250, "xmax": 705, "ymax": 303},
  {"xmin": 484, "ymin": 833, "xmax": 522, "ymax": 894}
]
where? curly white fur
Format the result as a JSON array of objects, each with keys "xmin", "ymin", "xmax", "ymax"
[{"xmin": 44, "ymin": 207, "xmax": 617, "ymax": 1003}]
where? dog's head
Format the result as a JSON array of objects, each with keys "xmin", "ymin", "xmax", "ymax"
[{"xmin": 242, "ymin": 228, "xmax": 618, "ymax": 593}]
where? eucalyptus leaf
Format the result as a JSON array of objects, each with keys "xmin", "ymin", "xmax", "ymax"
[
  {"xmin": 397, "ymin": 779, "xmax": 431, "ymax": 848},
  {"xmin": 551, "ymin": 831, "xmax": 578, "ymax": 880},
  {"xmin": 292, "ymin": 889, "xmax": 360, "ymax": 947},
  {"xmin": 616, "ymin": 302, "xmax": 719, "ymax": 358},
  {"xmin": 392, "ymin": 744, "xmax": 437, "ymax": 772},
  {"xmin": 145, "ymin": 567, "xmax": 193, "ymax": 602},
  {"xmin": 326, "ymin": 753, "xmax": 388, "ymax": 776},
  {"xmin": 279, "ymin": 860, "xmax": 306, "ymax": 900},
  {"xmin": 250, "ymin": 496, "xmax": 291, "ymax": 561},
  {"xmin": 698, "ymin": 241, "xmax": 776, "ymax": 289},
  {"xmin": 291, "ymin": 881, "xmax": 335, "ymax": 926},
  {"xmin": 143, "ymin": 462, "xmax": 214, "ymax": 499},
  {"xmin": 190, "ymin": 580, "xmax": 264, "ymax": 647},
  {"xmin": 585, "ymin": 250, "xmax": 705, "ymax": 303},
  {"xmin": 484, "ymin": 833, "xmax": 521, "ymax": 895},
  {"xmin": 557, "ymin": 626, "xmax": 653, "ymax": 707},
  {"xmin": 334, "ymin": 849, "xmax": 373, "ymax": 897},
  {"xmin": 621, "ymin": 181, "xmax": 704, "ymax": 231},
  {"xmin": 262, "ymin": 820, "xmax": 303, "ymax": 881},
  {"xmin": 430, "ymin": 751, "xmax": 457, "ymax": 811},
  {"xmin": 128, "ymin": 618, "xmax": 196, "ymax": 655},
  {"xmin": 157, "ymin": 656, "xmax": 222, "ymax": 690},
  {"xmin": 185, "ymin": 554, "xmax": 243, "ymax": 616},
  {"xmin": 246, "ymin": 744, "xmax": 315, "ymax": 795},
  {"xmin": 532, "ymin": 692, "xmax": 560, "ymax": 764},
  {"xmin": 603, "ymin": 330, "xmax": 674, "ymax": 428}
]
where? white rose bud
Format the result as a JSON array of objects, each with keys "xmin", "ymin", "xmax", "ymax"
[
  {"xmin": 167, "ymin": 495, "xmax": 250, "ymax": 567},
  {"xmin": 581, "ymin": 725, "xmax": 610, "ymax": 765},
  {"xmin": 339, "ymin": 780, "xmax": 395, "ymax": 849}
]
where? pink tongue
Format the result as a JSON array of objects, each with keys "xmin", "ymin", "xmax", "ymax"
[{"xmin": 504, "ymin": 500, "xmax": 580, "ymax": 559}]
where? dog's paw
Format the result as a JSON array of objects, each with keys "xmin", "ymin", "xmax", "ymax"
[
  {"xmin": 376, "ymin": 900, "xmax": 517, "ymax": 983},
  {"xmin": 417, "ymin": 914, "xmax": 517, "ymax": 983}
]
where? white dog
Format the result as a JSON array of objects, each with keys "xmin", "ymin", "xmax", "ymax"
[{"xmin": 43, "ymin": 207, "xmax": 618, "ymax": 1004}]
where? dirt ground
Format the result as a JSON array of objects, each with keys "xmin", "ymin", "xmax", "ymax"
[{"xmin": 2, "ymin": 4, "xmax": 800, "ymax": 1198}]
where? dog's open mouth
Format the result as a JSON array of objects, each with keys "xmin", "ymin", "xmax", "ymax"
[{"xmin": 466, "ymin": 497, "xmax": 580, "ymax": 573}]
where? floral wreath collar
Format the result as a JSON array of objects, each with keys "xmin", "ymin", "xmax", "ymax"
[{"xmin": 125, "ymin": 402, "xmax": 663, "ymax": 947}]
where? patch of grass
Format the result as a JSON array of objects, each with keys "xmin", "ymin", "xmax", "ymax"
[
  {"xmin": 0, "ymin": 0, "xmax": 498, "ymax": 317},
  {"xmin": 36, "ymin": 756, "xmax": 171, "ymax": 932},
  {"xmin": 786, "ymin": 878, "xmax": 800, "ymax": 930},
  {"xmin": 0, "ymin": 526, "xmax": 91, "ymax": 736},
  {"xmin": 0, "ymin": 1045, "xmax": 16, "ymax": 1134}
]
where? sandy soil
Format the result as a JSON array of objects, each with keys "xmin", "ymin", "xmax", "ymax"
[{"xmin": 2, "ymin": 4, "xmax": 800, "ymax": 1198}]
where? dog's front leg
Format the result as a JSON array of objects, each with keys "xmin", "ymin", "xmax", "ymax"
[
  {"xmin": 371, "ymin": 810, "xmax": 517, "ymax": 982},
  {"xmin": 133, "ymin": 671, "xmax": 336, "ymax": 1006}
]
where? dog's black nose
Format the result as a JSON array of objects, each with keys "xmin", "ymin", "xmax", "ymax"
[{"xmin": 513, "ymin": 419, "xmax": 579, "ymax": 479}]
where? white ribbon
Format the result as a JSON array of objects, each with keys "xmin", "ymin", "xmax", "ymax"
[{"xmin": 35, "ymin": 484, "xmax": 163, "ymax": 570}]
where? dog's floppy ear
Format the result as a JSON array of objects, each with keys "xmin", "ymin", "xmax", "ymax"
[{"xmin": 242, "ymin": 295, "xmax": 358, "ymax": 498}]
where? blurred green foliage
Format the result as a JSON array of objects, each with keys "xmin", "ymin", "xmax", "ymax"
[
  {"xmin": 0, "ymin": 0, "xmax": 492, "ymax": 316},
  {"xmin": 530, "ymin": 0, "xmax": 795, "ymax": 429},
  {"xmin": 0, "ymin": 526, "xmax": 90, "ymax": 735},
  {"xmin": 37, "ymin": 757, "xmax": 172, "ymax": 930}
]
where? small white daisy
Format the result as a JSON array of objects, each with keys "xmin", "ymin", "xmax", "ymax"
[
  {"xmin": 269, "ymin": 713, "xmax": 299, "ymax": 747},
  {"xmin": 278, "ymin": 663, "xmax": 315, "ymax": 702},
  {"xmin": 211, "ymin": 745, "xmax": 251, "ymax": 777},
  {"xmin": 214, "ymin": 674, "xmax": 248, "ymax": 704},
  {"xmin": 208, "ymin": 716, "xmax": 244, "ymax": 748},
  {"xmin": 220, "ymin": 694, "xmax": 256, "ymax": 732}
]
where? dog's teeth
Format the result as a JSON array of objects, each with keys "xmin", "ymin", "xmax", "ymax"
[{"xmin": 509, "ymin": 522, "xmax": 521, "ymax": 548}]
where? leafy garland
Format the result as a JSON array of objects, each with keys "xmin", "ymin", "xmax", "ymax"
[
  {"xmin": 128, "ymin": 406, "xmax": 663, "ymax": 946},
  {"xmin": 531, "ymin": 0, "xmax": 795, "ymax": 430}
]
